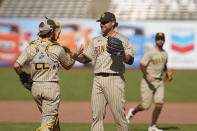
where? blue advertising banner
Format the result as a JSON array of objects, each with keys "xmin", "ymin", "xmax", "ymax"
[{"xmin": 0, "ymin": 18, "xmax": 197, "ymax": 69}]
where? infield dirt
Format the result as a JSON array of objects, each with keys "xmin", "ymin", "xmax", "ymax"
[{"xmin": 0, "ymin": 101, "xmax": 196, "ymax": 124}]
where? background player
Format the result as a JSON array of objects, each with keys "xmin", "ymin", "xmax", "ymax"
[
  {"xmin": 13, "ymin": 18, "xmax": 83, "ymax": 131},
  {"xmin": 126, "ymin": 32, "xmax": 173, "ymax": 131},
  {"xmin": 77, "ymin": 12, "xmax": 134, "ymax": 131}
]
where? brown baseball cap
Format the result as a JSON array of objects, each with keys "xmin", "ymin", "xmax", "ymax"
[
  {"xmin": 155, "ymin": 32, "xmax": 165, "ymax": 41},
  {"xmin": 96, "ymin": 12, "xmax": 117, "ymax": 22}
]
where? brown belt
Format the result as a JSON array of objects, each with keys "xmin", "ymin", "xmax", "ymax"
[
  {"xmin": 154, "ymin": 77, "xmax": 162, "ymax": 80},
  {"xmin": 95, "ymin": 73, "xmax": 122, "ymax": 77},
  {"xmin": 143, "ymin": 76, "xmax": 162, "ymax": 81},
  {"xmin": 33, "ymin": 81, "xmax": 59, "ymax": 83}
]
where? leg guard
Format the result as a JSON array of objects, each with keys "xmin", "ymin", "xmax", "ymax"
[
  {"xmin": 151, "ymin": 103, "xmax": 163, "ymax": 126},
  {"xmin": 36, "ymin": 116, "xmax": 59, "ymax": 131},
  {"xmin": 155, "ymin": 103, "xmax": 163, "ymax": 110}
]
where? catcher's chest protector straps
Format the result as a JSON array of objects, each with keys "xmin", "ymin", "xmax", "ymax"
[{"xmin": 31, "ymin": 40, "xmax": 58, "ymax": 68}]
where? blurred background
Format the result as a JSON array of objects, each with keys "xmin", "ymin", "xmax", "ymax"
[{"xmin": 0, "ymin": 0, "xmax": 197, "ymax": 69}]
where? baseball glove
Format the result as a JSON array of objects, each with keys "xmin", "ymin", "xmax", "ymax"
[
  {"xmin": 107, "ymin": 36, "xmax": 125, "ymax": 57},
  {"xmin": 19, "ymin": 72, "xmax": 33, "ymax": 91},
  {"xmin": 164, "ymin": 70, "xmax": 173, "ymax": 82}
]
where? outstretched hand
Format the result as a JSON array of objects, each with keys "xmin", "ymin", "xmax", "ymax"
[
  {"xmin": 73, "ymin": 45, "xmax": 84, "ymax": 55},
  {"xmin": 71, "ymin": 45, "xmax": 84, "ymax": 60}
]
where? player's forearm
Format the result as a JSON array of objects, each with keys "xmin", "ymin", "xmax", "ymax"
[
  {"xmin": 64, "ymin": 63, "xmax": 74, "ymax": 70},
  {"xmin": 76, "ymin": 55, "xmax": 86, "ymax": 63},
  {"xmin": 123, "ymin": 55, "xmax": 134, "ymax": 65},
  {"xmin": 140, "ymin": 63, "xmax": 148, "ymax": 76},
  {"xmin": 64, "ymin": 51, "xmax": 85, "ymax": 70},
  {"xmin": 77, "ymin": 54, "xmax": 91, "ymax": 64},
  {"xmin": 13, "ymin": 62, "xmax": 23, "ymax": 75},
  {"xmin": 62, "ymin": 58, "xmax": 76, "ymax": 70}
]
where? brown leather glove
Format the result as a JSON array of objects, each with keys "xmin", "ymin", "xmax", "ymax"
[{"xmin": 164, "ymin": 70, "xmax": 173, "ymax": 82}]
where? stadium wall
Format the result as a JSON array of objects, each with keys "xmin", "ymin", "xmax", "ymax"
[{"xmin": 0, "ymin": 18, "xmax": 197, "ymax": 69}]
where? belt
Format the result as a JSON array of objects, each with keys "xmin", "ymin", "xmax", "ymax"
[
  {"xmin": 95, "ymin": 73, "xmax": 122, "ymax": 77},
  {"xmin": 143, "ymin": 76, "xmax": 162, "ymax": 81},
  {"xmin": 154, "ymin": 77, "xmax": 162, "ymax": 80},
  {"xmin": 33, "ymin": 81, "xmax": 59, "ymax": 83}
]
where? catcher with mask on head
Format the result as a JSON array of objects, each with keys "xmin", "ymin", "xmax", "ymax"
[
  {"xmin": 126, "ymin": 32, "xmax": 173, "ymax": 131},
  {"xmin": 76, "ymin": 12, "xmax": 134, "ymax": 131},
  {"xmin": 13, "ymin": 18, "xmax": 83, "ymax": 131}
]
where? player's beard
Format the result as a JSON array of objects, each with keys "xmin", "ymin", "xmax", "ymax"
[
  {"xmin": 101, "ymin": 25, "xmax": 111, "ymax": 35},
  {"xmin": 156, "ymin": 43, "xmax": 163, "ymax": 50},
  {"xmin": 156, "ymin": 40, "xmax": 165, "ymax": 50}
]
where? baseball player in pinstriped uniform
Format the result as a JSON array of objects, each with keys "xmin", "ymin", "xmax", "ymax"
[
  {"xmin": 126, "ymin": 33, "xmax": 173, "ymax": 131},
  {"xmin": 77, "ymin": 12, "xmax": 134, "ymax": 131},
  {"xmin": 13, "ymin": 18, "xmax": 83, "ymax": 131}
]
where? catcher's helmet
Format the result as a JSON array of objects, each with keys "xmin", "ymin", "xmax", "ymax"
[{"xmin": 38, "ymin": 17, "xmax": 61, "ymax": 41}]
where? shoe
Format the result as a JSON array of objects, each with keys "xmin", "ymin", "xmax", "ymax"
[
  {"xmin": 148, "ymin": 125, "xmax": 163, "ymax": 131},
  {"xmin": 126, "ymin": 108, "xmax": 134, "ymax": 123}
]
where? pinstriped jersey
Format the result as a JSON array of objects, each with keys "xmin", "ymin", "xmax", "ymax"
[
  {"xmin": 83, "ymin": 32, "xmax": 133, "ymax": 74},
  {"xmin": 16, "ymin": 39, "xmax": 72, "ymax": 82},
  {"xmin": 141, "ymin": 47, "xmax": 168, "ymax": 78}
]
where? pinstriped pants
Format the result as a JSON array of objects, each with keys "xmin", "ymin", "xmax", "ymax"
[
  {"xmin": 91, "ymin": 75, "xmax": 128, "ymax": 131},
  {"xmin": 32, "ymin": 82, "xmax": 60, "ymax": 131},
  {"xmin": 141, "ymin": 78, "xmax": 164, "ymax": 109}
]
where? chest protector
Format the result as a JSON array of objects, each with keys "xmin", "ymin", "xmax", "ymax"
[{"xmin": 31, "ymin": 40, "xmax": 59, "ymax": 69}]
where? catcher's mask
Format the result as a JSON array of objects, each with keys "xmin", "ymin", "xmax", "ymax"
[{"xmin": 38, "ymin": 18, "xmax": 61, "ymax": 41}]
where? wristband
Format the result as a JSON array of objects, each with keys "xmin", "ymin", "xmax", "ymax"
[{"xmin": 71, "ymin": 53, "xmax": 78, "ymax": 60}]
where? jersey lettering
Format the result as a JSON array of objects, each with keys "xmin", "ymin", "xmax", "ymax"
[
  {"xmin": 35, "ymin": 63, "xmax": 50, "ymax": 71},
  {"xmin": 152, "ymin": 57, "xmax": 166, "ymax": 64},
  {"xmin": 94, "ymin": 45, "xmax": 106, "ymax": 54}
]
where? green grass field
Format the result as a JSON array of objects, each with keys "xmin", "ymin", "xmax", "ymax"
[
  {"xmin": 0, "ymin": 122, "xmax": 197, "ymax": 131},
  {"xmin": 0, "ymin": 68, "xmax": 197, "ymax": 130},
  {"xmin": 0, "ymin": 68, "xmax": 196, "ymax": 102}
]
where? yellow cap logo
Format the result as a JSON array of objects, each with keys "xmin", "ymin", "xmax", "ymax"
[
  {"xmin": 101, "ymin": 13, "xmax": 105, "ymax": 18},
  {"xmin": 158, "ymin": 32, "xmax": 163, "ymax": 36}
]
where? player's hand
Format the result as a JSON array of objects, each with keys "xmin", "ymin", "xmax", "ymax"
[
  {"xmin": 71, "ymin": 45, "xmax": 84, "ymax": 60},
  {"xmin": 146, "ymin": 74, "xmax": 155, "ymax": 83},
  {"xmin": 73, "ymin": 45, "xmax": 84, "ymax": 55},
  {"xmin": 164, "ymin": 70, "xmax": 173, "ymax": 83}
]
